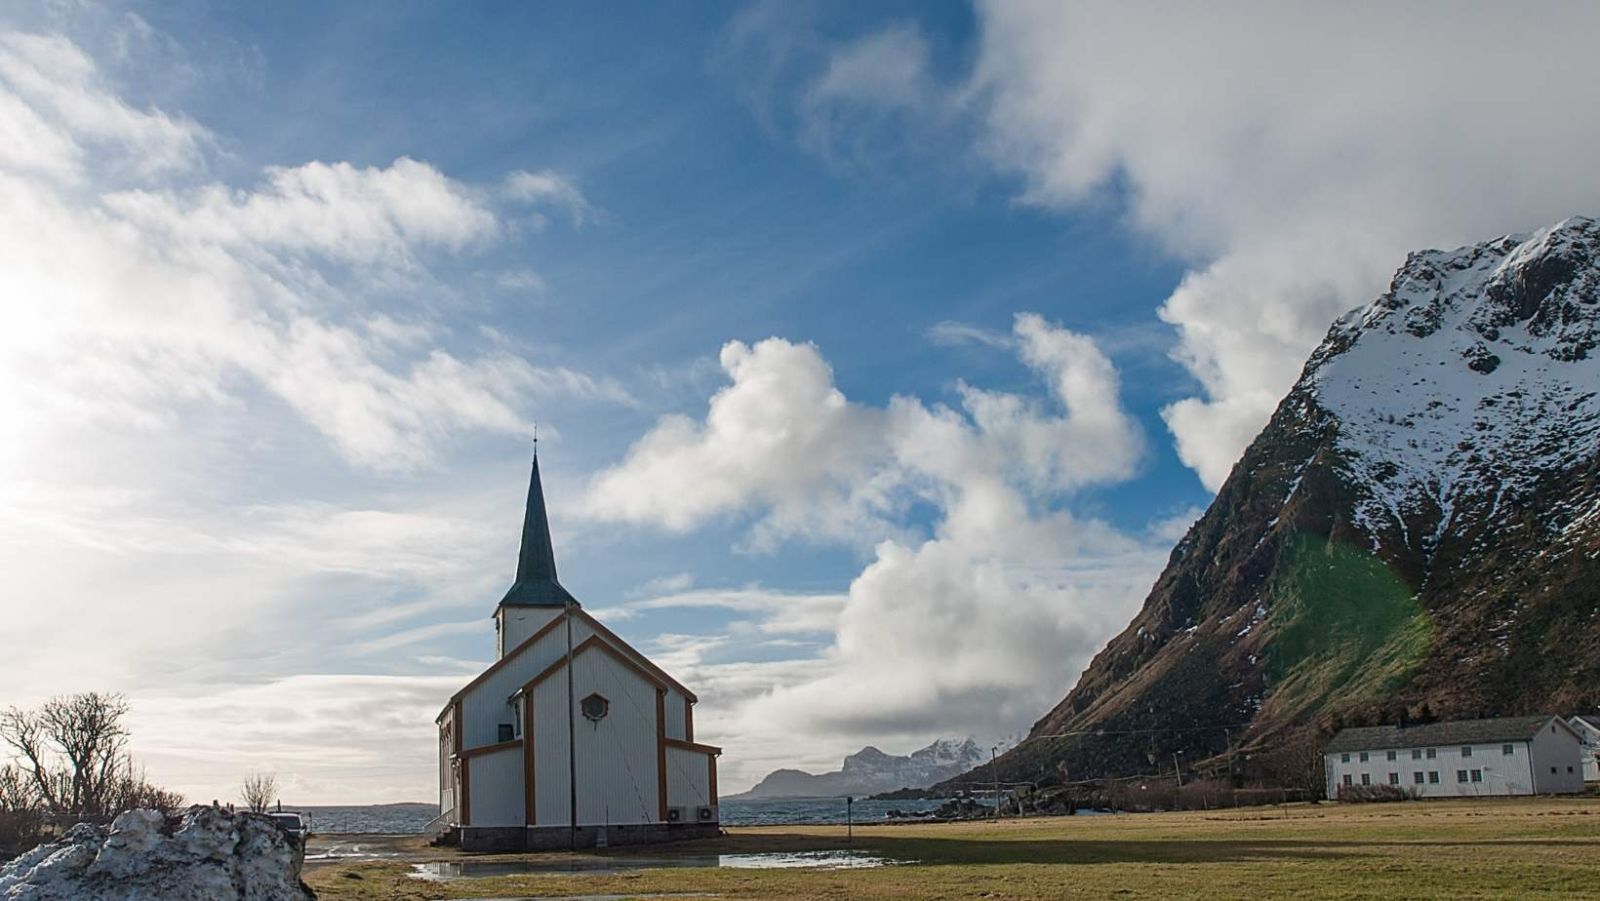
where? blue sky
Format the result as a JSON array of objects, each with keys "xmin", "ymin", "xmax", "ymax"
[{"xmin": 4, "ymin": 1, "xmax": 1599, "ymax": 803}]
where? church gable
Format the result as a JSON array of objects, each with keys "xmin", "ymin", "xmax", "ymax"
[{"xmin": 529, "ymin": 640, "xmax": 668, "ymax": 826}]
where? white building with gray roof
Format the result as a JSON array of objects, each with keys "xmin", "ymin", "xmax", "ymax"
[
  {"xmin": 1568, "ymin": 715, "xmax": 1600, "ymax": 782},
  {"xmin": 1323, "ymin": 715, "xmax": 1583, "ymax": 799}
]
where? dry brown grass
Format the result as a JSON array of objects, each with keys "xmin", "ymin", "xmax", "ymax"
[{"xmin": 307, "ymin": 796, "xmax": 1600, "ymax": 899}]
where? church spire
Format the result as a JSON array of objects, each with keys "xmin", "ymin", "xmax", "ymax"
[{"xmin": 499, "ymin": 447, "xmax": 578, "ymax": 608}]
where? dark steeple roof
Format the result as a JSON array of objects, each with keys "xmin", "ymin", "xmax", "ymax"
[{"xmin": 498, "ymin": 454, "xmax": 579, "ymax": 608}]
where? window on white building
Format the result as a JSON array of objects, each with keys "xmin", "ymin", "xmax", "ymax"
[
  {"xmin": 1428, "ymin": 771, "xmax": 1440, "ymax": 784},
  {"xmin": 1426, "ymin": 748, "xmax": 1437, "ymax": 759},
  {"xmin": 1361, "ymin": 773, "xmax": 1371, "ymax": 785},
  {"xmin": 1456, "ymin": 770, "xmax": 1468, "ymax": 783},
  {"xmin": 1359, "ymin": 751, "xmax": 1369, "ymax": 762},
  {"xmin": 1412, "ymin": 749, "xmax": 1422, "ymax": 760},
  {"xmin": 1461, "ymin": 746, "xmax": 1473, "ymax": 757},
  {"xmin": 1341, "ymin": 753, "xmax": 1350, "ymax": 763},
  {"xmin": 1385, "ymin": 750, "xmax": 1395, "ymax": 761},
  {"xmin": 1388, "ymin": 772, "xmax": 1399, "ymax": 785},
  {"xmin": 1343, "ymin": 774, "xmax": 1353, "ymax": 786},
  {"xmin": 1502, "ymin": 744, "xmax": 1514, "ymax": 755},
  {"xmin": 1470, "ymin": 770, "xmax": 1482, "ymax": 783},
  {"xmin": 1413, "ymin": 772, "xmax": 1425, "ymax": 785}
]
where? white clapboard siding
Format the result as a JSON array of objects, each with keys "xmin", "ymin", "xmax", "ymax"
[
  {"xmin": 532, "ymin": 643, "xmax": 663, "ymax": 826},
  {"xmin": 665, "ymin": 745, "xmax": 713, "ymax": 812},
  {"xmin": 467, "ymin": 745, "xmax": 524, "ymax": 826}
]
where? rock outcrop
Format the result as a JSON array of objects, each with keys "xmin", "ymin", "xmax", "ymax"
[{"xmin": 0, "ymin": 806, "xmax": 312, "ymax": 901}]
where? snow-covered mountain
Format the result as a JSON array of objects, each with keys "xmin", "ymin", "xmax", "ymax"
[
  {"xmin": 979, "ymin": 216, "xmax": 1600, "ymax": 788},
  {"xmin": 728, "ymin": 738, "xmax": 985, "ymax": 800}
]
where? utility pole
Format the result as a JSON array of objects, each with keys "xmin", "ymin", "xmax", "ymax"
[
  {"xmin": 991, "ymin": 745, "xmax": 1001, "ymax": 819},
  {"xmin": 566, "ymin": 598, "xmax": 577, "ymax": 851},
  {"xmin": 1173, "ymin": 751, "xmax": 1184, "ymax": 789}
]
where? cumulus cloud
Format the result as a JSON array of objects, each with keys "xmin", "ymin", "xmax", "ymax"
[
  {"xmin": 583, "ymin": 336, "xmax": 892, "ymax": 544},
  {"xmin": 969, "ymin": 1, "xmax": 1600, "ymax": 488},
  {"xmin": 586, "ymin": 314, "xmax": 1165, "ymax": 770}
]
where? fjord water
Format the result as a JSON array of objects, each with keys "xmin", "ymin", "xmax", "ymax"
[{"xmin": 302, "ymin": 798, "xmax": 957, "ymax": 833}]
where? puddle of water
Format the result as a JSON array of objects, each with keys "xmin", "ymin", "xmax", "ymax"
[
  {"xmin": 452, "ymin": 895, "xmax": 717, "ymax": 901},
  {"xmin": 411, "ymin": 850, "xmax": 897, "ymax": 880}
]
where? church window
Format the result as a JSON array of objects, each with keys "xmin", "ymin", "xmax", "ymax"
[{"xmin": 581, "ymin": 693, "xmax": 610, "ymax": 722}]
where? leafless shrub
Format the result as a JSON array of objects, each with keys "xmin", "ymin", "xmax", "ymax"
[
  {"xmin": 1335, "ymin": 783, "xmax": 1415, "ymax": 803},
  {"xmin": 240, "ymin": 772, "xmax": 278, "ymax": 814}
]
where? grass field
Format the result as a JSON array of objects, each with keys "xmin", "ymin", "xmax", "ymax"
[{"xmin": 306, "ymin": 797, "xmax": 1600, "ymax": 899}]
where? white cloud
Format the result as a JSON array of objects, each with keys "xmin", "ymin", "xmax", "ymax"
[
  {"xmin": 0, "ymin": 31, "xmax": 205, "ymax": 181},
  {"xmin": 583, "ymin": 336, "xmax": 892, "ymax": 544},
  {"xmin": 0, "ymin": 27, "xmax": 621, "ymax": 804},
  {"xmin": 504, "ymin": 169, "xmax": 595, "ymax": 226},
  {"xmin": 106, "ymin": 157, "xmax": 499, "ymax": 264},
  {"xmin": 0, "ymin": 31, "xmax": 629, "ymax": 473},
  {"xmin": 130, "ymin": 674, "xmax": 464, "ymax": 805},
  {"xmin": 968, "ymin": 1, "xmax": 1600, "ymax": 488},
  {"xmin": 585, "ymin": 314, "xmax": 1165, "ymax": 781}
]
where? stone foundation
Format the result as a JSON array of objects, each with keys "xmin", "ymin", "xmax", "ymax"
[{"xmin": 459, "ymin": 822, "xmax": 721, "ymax": 851}]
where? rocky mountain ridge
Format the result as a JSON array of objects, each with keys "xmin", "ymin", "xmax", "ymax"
[
  {"xmin": 976, "ymin": 216, "xmax": 1600, "ymax": 789},
  {"xmin": 729, "ymin": 738, "xmax": 984, "ymax": 800}
]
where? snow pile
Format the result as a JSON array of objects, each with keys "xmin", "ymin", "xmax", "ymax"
[
  {"xmin": 1303, "ymin": 215, "xmax": 1600, "ymax": 544},
  {"xmin": 0, "ymin": 806, "xmax": 312, "ymax": 901}
]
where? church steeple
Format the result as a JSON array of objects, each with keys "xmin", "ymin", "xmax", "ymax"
[{"xmin": 499, "ymin": 450, "xmax": 578, "ymax": 608}]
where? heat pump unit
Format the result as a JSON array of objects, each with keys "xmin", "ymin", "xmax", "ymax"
[
  {"xmin": 666, "ymin": 807, "xmax": 684, "ymax": 823},
  {"xmin": 696, "ymin": 806, "xmax": 715, "ymax": 822}
]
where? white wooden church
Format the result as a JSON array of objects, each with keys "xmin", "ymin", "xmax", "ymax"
[{"xmin": 436, "ymin": 455, "xmax": 720, "ymax": 850}]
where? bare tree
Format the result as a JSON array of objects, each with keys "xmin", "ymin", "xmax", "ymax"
[
  {"xmin": 241, "ymin": 772, "xmax": 278, "ymax": 814},
  {"xmin": 0, "ymin": 692, "xmax": 180, "ymax": 823}
]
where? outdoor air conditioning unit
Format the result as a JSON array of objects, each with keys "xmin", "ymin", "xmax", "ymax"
[
  {"xmin": 696, "ymin": 806, "xmax": 715, "ymax": 822},
  {"xmin": 666, "ymin": 807, "xmax": 685, "ymax": 823}
]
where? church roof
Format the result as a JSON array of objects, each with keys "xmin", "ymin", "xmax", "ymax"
[{"xmin": 498, "ymin": 454, "xmax": 579, "ymax": 608}]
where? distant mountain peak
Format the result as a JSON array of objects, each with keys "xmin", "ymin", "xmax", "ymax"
[
  {"xmin": 975, "ymin": 216, "xmax": 1600, "ymax": 790},
  {"xmin": 729, "ymin": 738, "xmax": 985, "ymax": 800}
]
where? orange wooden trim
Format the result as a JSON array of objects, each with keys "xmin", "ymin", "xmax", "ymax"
[
  {"xmin": 578, "ymin": 609, "xmax": 698, "ymax": 702},
  {"xmin": 523, "ymin": 695, "xmax": 536, "ymax": 825},
  {"xmin": 684, "ymin": 698, "xmax": 694, "ymax": 741},
  {"xmin": 708, "ymin": 754, "xmax": 718, "ymax": 805},
  {"xmin": 656, "ymin": 688, "xmax": 669, "ymax": 823},
  {"xmin": 458, "ymin": 738, "xmax": 522, "ymax": 759},
  {"xmin": 664, "ymin": 737, "xmax": 722, "ymax": 756},
  {"xmin": 444, "ymin": 612, "xmax": 567, "ymax": 712}
]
